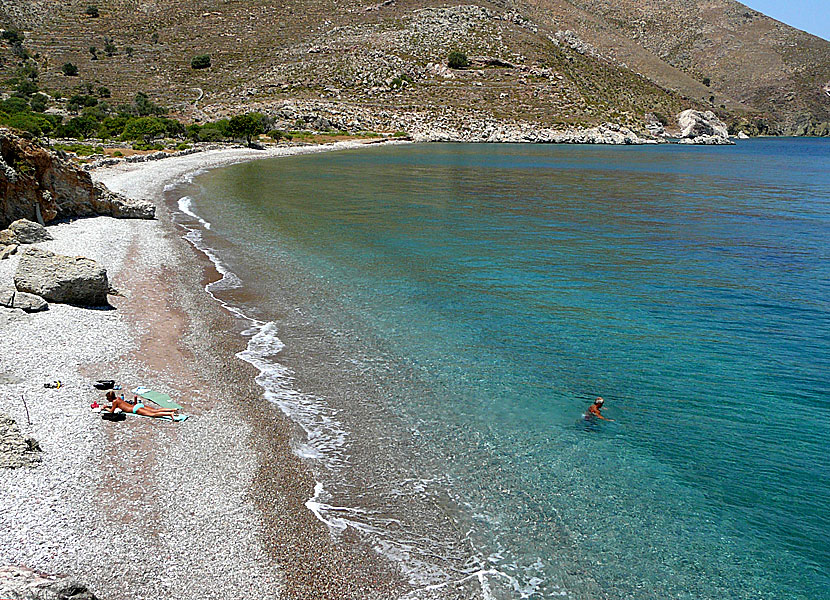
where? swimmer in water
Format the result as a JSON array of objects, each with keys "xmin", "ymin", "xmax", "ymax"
[{"xmin": 586, "ymin": 397, "xmax": 614, "ymax": 421}]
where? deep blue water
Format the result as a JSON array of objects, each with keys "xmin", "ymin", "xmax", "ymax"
[{"xmin": 176, "ymin": 139, "xmax": 829, "ymax": 599}]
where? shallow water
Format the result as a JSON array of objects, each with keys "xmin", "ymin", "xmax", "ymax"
[{"xmin": 172, "ymin": 139, "xmax": 829, "ymax": 599}]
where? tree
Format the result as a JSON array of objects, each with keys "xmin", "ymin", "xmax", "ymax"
[
  {"xmin": 86, "ymin": 6, "xmax": 100, "ymax": 17},
  {"xmin": 61, "ymin": 62, "xmax": 79, "ymax": 76},
  {"xmin": 703, "ymin": 77, "xmax": 711, "ymax": 87},
  {"xmin": 89, "ymin": 46, "xmax": 98, "ymax": 60},
  {"xmin": 447, "ymin": 51, "xmax": 469, "ymax": 69},
  {"xmin": 133, "ymin": 92, "xmax": 164, "ymax": 116},
  {"xmin": 67, "ymin": 94, "xmax": 98, "ymax": 113},
  {"xmin": 191, "ymin": 54, "xmax": 211, "ymax": 69},
  {"xmin": 29, "ymin": 94, "xmax": 48, "ymax": 113},
  {"xmin": 228, "ymin": 113, "xmax": 264, "ymax": 146},
  {"xmin": 14, "ymin": 79, "xmax": 38, "ymax": 97},
  {"xmin": 121, "ymin": 116, "xmax": 167, "ymax": 144},
  {"xmin": 57, "ymin": 115, "xmax": 98, "ymax": 139},
  {"xmin": 103, "ymin": 37, "xmax": 117, "ymax": 56}
]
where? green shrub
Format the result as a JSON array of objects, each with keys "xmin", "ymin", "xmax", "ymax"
[
  {"xmin": 103, "ymin": 38, "xmax": 116, "ymax": 56},
  {"xmin": 61, "ymin": 63, "xmax": 79, "ymax": 76},
  {"xmin": 131, "ymin": 141, "xmax": 165, "ymax": 151},
  {"xmin": 703, "ymin": 77, "xmax": 711, "ymax": 87},
  {"xmin": 447, "ymin": 51, "xmax": 469, "ymax": 69},
  {"xmin": 97, "ymin": 86, "xmax": 111, "ymax": 98},
  {"xmin": 150, "ymin": 32, "xmax": 159, "ymax": 44},
  {"xmin": 53, "ymin": 142, "xmax": 100, "ymax": 156},
  {"xmin": 176, "ymin": 142, "xmax": 190, "ymax": 151},
  {"xmin": 112, "ymin": 150, "xmax": 123, "ymax": 157},
  {"xmin": 1, "ymin": 29, "xmax": 25, "ymax": 46},
  {"xmin": 0, "ymin": 97, "xmax": 30, "ymax": 114},
  {"xmin": 191, "ymin": 54, "xmax": 211, "ymax": 69},
  {"xmin": 2, "ymin": 112, "xmax": 47, "ymax": 137},
  {"xmin": 85, "ymin": 6, "xmax": 100, "ymax": 18},
  {"xmin": 652, "ymin": 112, "xmax": 669, "ymax": 126},
  {"xmin": 125, "ymin": 46, "xmax": 134, "ymax": 57},
  {"xmin": 197, "ymin": 127, "xmax": 225, "ymax": 142},
  {"xmin": 29, "ymin": 94, "xmax": 48, "ymax": 113}
]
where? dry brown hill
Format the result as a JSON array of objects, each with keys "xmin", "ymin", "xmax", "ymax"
[{"xmin": 1, "ymin": 0, "xmax": 828, "ymax": 133}]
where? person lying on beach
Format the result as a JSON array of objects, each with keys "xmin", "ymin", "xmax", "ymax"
[
  {"xmin": 104, "ymin": 390, "xmax": 179, "ymax": 419},
  {"xmin": 586, "ymin": 397, "xmax": 614, "ymax": 421}
]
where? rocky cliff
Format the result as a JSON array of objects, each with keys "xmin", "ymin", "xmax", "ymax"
[{"xmin": 0, "ymin": 128, "xmax": 154, "ymax": 229}]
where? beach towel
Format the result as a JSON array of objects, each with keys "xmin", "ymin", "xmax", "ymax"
[
  {"xmin": 128, "ymin": 412, "xmax": 189, "ymax": 422},
  {"xmin": 132, "ymin": 388, "xmax": 183, "ymax": 410}
]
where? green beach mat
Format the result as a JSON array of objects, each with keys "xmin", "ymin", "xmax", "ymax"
[
  {"xmin": 137, "ymin": 390, "xmax": 183, "ymax": 410},
  {"xmin": 127, "ymin": 411, "xmax": 189, "ymax": 422}
]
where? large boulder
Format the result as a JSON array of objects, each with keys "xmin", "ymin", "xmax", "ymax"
[
  {"xmin": 14, "ymin": 247, "xmax": 109, "ymax": 306},
  {"xmin": 676, "ymin": 110, "xmax": 733, "ymax": 144}
]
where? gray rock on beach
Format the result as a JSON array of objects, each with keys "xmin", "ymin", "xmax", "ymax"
[
  {"xmin": 0, "ymin": 565, "xmax": 98, "ymax": 600},
  {"xmin": 92, "ymin": 182, "xmax": 156, "ymax": 220},
  {"xmin": 6, "ymin": 219, "xmax": 53, "ymax": 244},
  {"xmin": 0, "ymin": 286, "xmax": 48, "ymax": 312},
  {"xmin": 14, "ymin": 247, "xmax": 110, "ymax": 307},
  {"xmin": 0, "ymin": 414, "xmax": 42, "ymax": 469}
]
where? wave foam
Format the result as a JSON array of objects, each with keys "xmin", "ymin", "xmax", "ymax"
[{"xmin": 178, "ymin": 196, "xmax": 212, "ymax": 230}]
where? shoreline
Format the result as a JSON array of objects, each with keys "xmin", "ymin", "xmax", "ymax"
[{"xmin": 0, "ymin": 140, "xmax": 410, "ymax": 599}]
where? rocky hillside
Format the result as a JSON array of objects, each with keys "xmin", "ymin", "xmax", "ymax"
[{"xmin": 0, "ymin": 0, "xmax": 827, "ymax": 134}]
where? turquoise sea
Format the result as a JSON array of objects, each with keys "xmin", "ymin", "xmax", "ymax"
[{"xmin": 171, "ymin": 139, "xmax": 829, "ymax": 599}]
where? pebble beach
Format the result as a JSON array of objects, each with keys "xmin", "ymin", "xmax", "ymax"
[{"xmin": 0, "ymin": 142, "xmax": 408, "ymax": 600}]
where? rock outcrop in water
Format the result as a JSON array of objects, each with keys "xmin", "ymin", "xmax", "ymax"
[
  {"xmin": 676, "ymin": 110, "xmax": 733, "ymax": 145},
  {"xmin": 0, "ymin": 128, "xmax": 155, "ymax": 229}
]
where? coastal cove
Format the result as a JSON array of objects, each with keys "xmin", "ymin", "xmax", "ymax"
[
  {"xmin": 0, "ymin": 138, "xmax": 827, "ymax": 600},
  {"xmin": 171, "ymin": 139, "xmax": 830, "ymax": 599}
]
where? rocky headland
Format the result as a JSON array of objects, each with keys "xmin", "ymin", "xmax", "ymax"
[{"xmin": 0, "ymin": 129, "xmax": 155, "ymax": 230}]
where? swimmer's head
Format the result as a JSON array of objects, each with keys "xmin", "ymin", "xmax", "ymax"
[{"xmin": 595, "ymin": 397, "xmax": 604, "ymax": 405}]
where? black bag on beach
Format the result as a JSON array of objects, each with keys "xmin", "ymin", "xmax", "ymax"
[{"xmin": 101, "ymin": 412, "xmax": 126, "ymax": 422}]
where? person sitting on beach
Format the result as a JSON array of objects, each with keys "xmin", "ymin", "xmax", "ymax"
[
  {"xmin": 586, "ymin": 397, "xmax": 614, "ymax": 422},
  {"xmin": 104, "ymin": 390, "xmax": 178, "ymax": 419}
]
